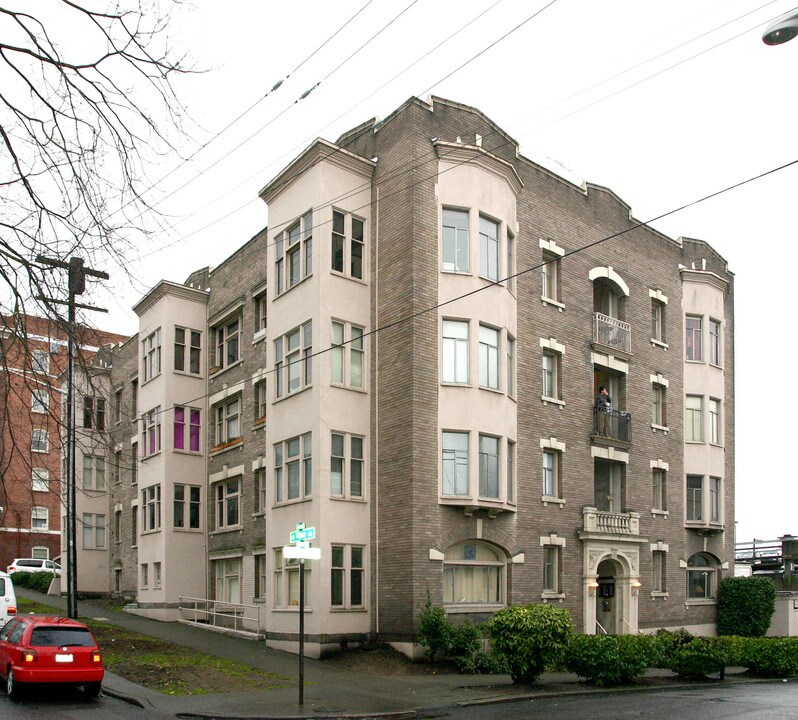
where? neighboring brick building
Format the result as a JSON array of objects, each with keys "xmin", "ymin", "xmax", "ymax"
[
  {"xmin": 97, "ymin": 95, "xmax": 734, "ymax": 656},
  {"xmin": 0, "ymin": 313, "xmax": 127, "ymax": 570}
]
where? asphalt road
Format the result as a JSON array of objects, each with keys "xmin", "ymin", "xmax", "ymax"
[{"xmin": 0, "ymin": 687, "xmax": 164, "ymax": 719}]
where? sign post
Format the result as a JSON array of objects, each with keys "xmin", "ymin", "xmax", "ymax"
[{"xmin": 285, "ymin": 523, "xmax": 319, "ymax": 707}]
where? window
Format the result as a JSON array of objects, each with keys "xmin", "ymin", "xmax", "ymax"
[
  {"xmin": 542, "ymin": 450, "xmax": 559, "ymax": 498},
  {"xmin": 255, "ymin": 554, "xmax": 267, "ymax": 600},
  {"xmin": 478, "ymin": 434, "xmax": 499, "ymax": 498},
  {"xmin": 542, "ymin": 351, "xmax": 559, "ymax": 400},
  {"xmin": 652, "ymin": 550, "xmax": 666, "ymax": 593},
  {"xmin": 331, "ymin": 210, "xmax": 364, "ymax": 280},
  {"xmin": 131, "ymin": 443, "xmax": 138, "ymax": 484},
  {"xmin": 651, "ymin": 299, "xmax": 666, "ymax": 343},
  {"xmin": 214, "ymin": 478, "xmax": 241, "ymax": 529},
  {"xmin": 142, "ymin": 329, "xmax": 161, "ymax": 381},
  {"xmin": 507, "ymin": 336, "xmax": 515, "ymax": 398},
  {"xmin": 651, "ymin": 384, "xmax": 666, "ymax": 426},
  {"xmin": 443, "ymin": 541, "xmax": 503, "ymax": 605},
  {"xmin": 131, "ymin": 506, "xmax": 138, "ymax": 544},
  {"xmin": 82, "ymin": 455, "xmax": 106, "ymax": 491},
  {"xmin": 542, "ymin": 252, "xmax": 560, "ymax": 302},
  {"xmin": 255, "ymin": 292, "xmax": 268, "ymax": 333},
  {"xmin": 214, "ymin": 558, "xmax": 242, "ymax": 603},
  {"xmin": 174, "ymin": 484, "xmax": 201, "ymax": 529},
  {"xmin": 32, "ymin": 428, "xmax": 48, "ymax": 453},
  {"xmin": 331, "ymin": 545, "xmax": 365, "ymax": 608},
  {"xmin": 174, "ymin": 327, "xmax": 201, "ymax": 374},
  {"xmin": 142, "ymin": 407, "xmax": 161, "ymax": 456},
  {"xmin": 114, "ymin": 510, "xmax": 121, "ymax": 543},
  {"xmin": 214, "ymin": 397, "xmax": 240, "ymax": 446},
  {"xmin": 709, "ymin": 398, "xmax": 721, "ymax": 445},
  {"xmin": 331, "ymin": 321, "xmax": 364, "ymax": 388},
  {"xmin": 479, "ymin": 216, "xmax": 499, "ymax": 282},
  {"xmin": 254, "ymin": 467, "xmax": 267, "ymax": 513},
  {"xmin": 141, "ymin": 563, "xmax": 148, "ymax": 588},
  {"xmin": 276, "ymin": 210, "xmax": 313, "ymax": 295},
  {"xmin": 506, "ymin": 230, "xmax": 515, "ymax": 293},
  {"xmin": 594, "ymin": 460, "xmax": 624, "ymax": 513},
  {"xmin": 709, "ymin": 319, "xmax": 721, "ymax": 365},
  {"xmin": 142, "ymin": 484, "xmax": 161, "ymax": 532},
  {"xmin": 442, "ymin": 208, "xmax": 469, "ymax": 273},
  {"xmin": 442, "ymin": 320, "xmax": 468, "ymax": 384},
  {"xmin": 275, "ymin": 321, "xmax": 312, "ymax": 397},
  {"xmin": 131, "ymin": 379, "xmax": 138, "ymax": 417},
  {"xmin": 442, "ymin": 432, "xmax": 469, "ymax": 496},
  {"xmin": 31, "ymin": 389, "xmax": 48, "ymax": 414},
  {"xmin": 114, "ymin": 387, "xmax": 123, "ymax": 424},
  {"xmin": 685, "ymin": 396, "xmax": 703, "ymax": 442},
  {"xmin": 685, "ymin": 316, "xmax": 702, "ymax": 361},
  {"xmin": 331, "ymin": 432, "xmax": 364, "ymax": 498},
  {"xmin": 254, "ymin": 380, "xmax": 268, "ymax": 423},
  {"xmin": 687, "ymin": 553, "xmax": 717, "ymax": 599},
  {"xmin": 710, "ymin": 477, "xmax": 721, "ymax": 523},
  {"xmin": 507, "ymin": 440, "xmax": 516, "ymax": 504},
  {"xmin": 31, "ymin": 506, "xmax": 48, "ymax": 531},
  {"xmin": 82, "ymin": 513, "xmax": 106, "ymax": 549},
  {"xmin": 478, "ymin": 325, "xmax": 499, "ymax": 390},
  {"xmin": 32, "ymin": 468, "xmax": 49, "ymax": 492},
  {"xmin": 31, "ymin": 546, "xmax": 49, "ymax": 560},
  {"xmin": 686, "ymin": 475, "xmax": 703, "ymax": 521},
  {"xmin": 112, "ymin": 451, "xmax": 121, "ymax": 485},
  {"xmin": 83, "ymin": 395, "xmax": 104, "ymax": 429},
  {"xmin": 174, "ymin": 406, "xmax": 201, "ymax": 452},
  {"xmin": 214, "ymin": 317, "xmax": 241, "ymax": 370},
  {"xmin": 543, "ymin": 546, "xmax": 559, "ymax": 593},
  {"xmin": 273, "ymin": 548, "xmax": 311, "ymax": 608},
  {"xmin": 154, "ymin": 562, "xmax": 162, "ymax": 587},
  {"xmin": 32, "ymin": 349, "xmax": 50, "ymax": 374},
  {"xmin": 274, "ymin": 434, "xmax": 312, "ymax": 502},
  {"xmin": 652, "ymin": 468, "xmax": 666, "ymax": 511}
]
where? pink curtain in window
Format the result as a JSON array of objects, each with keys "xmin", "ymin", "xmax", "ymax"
[
  {"xmin": 190, "ymin": 409, "xmax": 200, "ymax": 452},
  {"xmin": 174, "ymin": 407, "xmax": 185, "ymax": 451}
]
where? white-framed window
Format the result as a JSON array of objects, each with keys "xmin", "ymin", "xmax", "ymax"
[
  {"xmin": 32, "ymin": 428, "xmax": 48, "ymax": 453},
  {"xmin": 142, "ymin": 328, "xmax": 161, "ymax": 382},
  {"xmin": 506, "ymin": 336, "xmax": 516, "ymax": 399},
  {"xmin": 32, "ymin": 468, "xmax": 49, "ymax": 492},
  {"xmin": 478, "ymin": 434, "xmax": 499, "ymax": 499},
  {"xmin": 651, "ymin": 299, "xmax": 666, "ymax": 343},
  {"xmin": 331, "ymin": 432, "xmax": 364, "ymax": 499},
  {"xmin": 653, "ymin": 468, "xmax": 666, "ymax": 511},
  {"xmin": 709, "ymin": 319, "xmax": 721, "ymax": 366},
  {"xmin": 686, "ymin": 552, "xmax": 718, "ymax": 599},
  {"xmin": 507, "ymin": 440, "xmax": 516, "ymax": 504},
  {"xmin": 685, "ymin": 315, "xmax": 702, "ymax": 361},
  {"xmin": 82, "ymin": 455, "xmax": 106, "ymax": 491},
  {"xmin": 442, "ymin": 208, "xmax": 469, "ymax": 273},
  {"xmin": 274, "ymin": 433, "xmax": 312, "ymax": 503},
  {"xmin": 277, "ymin": 210, "xmax": 313, "ymax": 293},
  {"xmin": 174, "ymin": 327, "xmax": 201, "ymax": 375},
  {"xmin": 31, "ymin": 546, "xmax": 49, "ymax": 560},
  {"xmin": 214, "ymin": 397, "xmax": 241, "ymax": 447},
  {"xmin": 275, "ymin": 321, "xmax": 312, "ymax": 397},
  {"xmin": 82, "ymin": 513, "xmax": 106, "ymax": 549},
  {"xmin": 154, "ymin": 561, "xmax": 162, "ymax": 587},
  {"xmin": 542, "ymin": 449, "xmax": 559, "ymax": 498},
  {"xmin": 141, "ymin": 563, "xmax": 149, "ymax": 588},
  {"xmin": 214, "ymin": 316, "xmax": 241, "ymax": 370},
  {"xmin": 543, "ymin": 546, "xmax": 559, "ymax": 593},
  {"xmin": 331, "ymin": 321, "xmax": 364, "ymax": 389},
  {"xmin": 214, "ymin": 478, "xmax": 241, "ymax": 530},
  {"xmin": 113, "ymin": 450, "xmax": 121, "ymax": 485},
  {"xmin": 331, "ymin": 544, "xmax": 365, "ymax": 608},
  {"xmin": 506, "ymin": 229, "xmax": 515, "ymax": 293},
  {"xmin": 273, "ymin": 547, "xmax": 311, "ymax": 608},
  {"xmin": 254, "ymin": 467, "xmax": 267, "ymax": 513},
  {"xmin": 652, "ymin": 383, "xmax": 666, "ymax": 427},
  {"xmin": 31, "ymin": 389, "xmax": 48, "ymax": 414},
  {"xmin": 685, "ymin": 395, "xmax": 703, "ymax": 442},
  {"xmin": 254, "ymin": 553, "xmax": 267, "ymax": 600},
  {"xmin": 442, "ymin": 431, "xmax": 469, "ymax": 496},
  {"xmin": 174, "ymin": 406, "xmax": 201, "ymax": 452},
  {"xmin": 174, "ymin": 484, "xmax": 201, "ymax": 529},
  {"xmin": 31, "ymin": 506, "xmax": 48, "ymax": 531},
  {"xmin": 686, "ymin": 474, "xmax": 703, "ymax": 521},
  {"xmin": 652, "ymin": 550, "xmax": 666, "ymax": 593},
  {"xmin": 542, "ymin": 351, "xmax": 559, "ymax": 400},
  {"xmin": 142, "ymin": 407, "xmax": 161, "ymax": 457},
  {"xmin": 142, "ymin": 484, "xmax": 161, "ymax": 532},
  {"xmin": 479, "ymin": 215, "xmax": 499, "ymax": 282},
  {"xmin": 254, "ymin": 380, "xmax": 268, "ymax": 423},
  {"xmin": 254, "ymin": 291, "xmax": 268, "ymax": 332},
  {"xmin": 710, "ymin": 476, "xmax": 721, "ymax": 523},
  {"xmin": 131, "ymin": 506, "xmax": 138, "ymax": 545},
  {"xmin": 542, "ymin": 251, "xmax": 560, "ymax": 302},
  {"xmin": 442, "ymin": 319, "xmax": 469, "ymax": 384},
  {"xmin": 82, "ymin": 395, "xmax": 105, "ymax": 430},
  {"xmin": 331, "ymin": 209, "xmax": 364, "ymax": 280},
  {"xmin": 214, "ymin": 557, "xmax": 242, "ymax": 603},
  {"xmin": 709, "ymin": 398, "xmax": 721, "ymax": 445},
  {"xmin": 443, "ymin": 541, "xmax": 503, "ymax": 606},
  {"xmin": 32, "ymin": 349, "xmax": 50, "ymax": 374},
  {"xmin": 478, "ymin": 325, "xmax": 499, "ymax": 390},
  {"xmin": 114, "ymin": 387, "xmax": 123, "ymax": 424},
  {"xmin": 131, "ymin": 443, "xmax": 138, "ymax": 484}
]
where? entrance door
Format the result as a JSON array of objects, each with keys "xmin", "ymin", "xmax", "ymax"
[{"xmin": 595, "ymin": 560, "xmax": 619, "ymax": 634}]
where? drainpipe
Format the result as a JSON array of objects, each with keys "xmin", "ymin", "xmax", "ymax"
[{"xmin": 374, "ymin": 186, "xmax": 380, "ymax": 637}]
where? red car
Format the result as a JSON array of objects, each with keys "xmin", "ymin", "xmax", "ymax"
[{"xmin": 0, "ymin": 615, "xmax": 103, "ymax": 699}]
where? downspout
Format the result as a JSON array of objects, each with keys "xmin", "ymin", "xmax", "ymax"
[{"xmin": 374, "ymin": 186, "xmax": 380, "ymax": 636}]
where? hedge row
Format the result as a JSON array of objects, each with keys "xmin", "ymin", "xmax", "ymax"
[{"xmin": 7, "ymin": 570, "xmax": 54, "ymax": 593}]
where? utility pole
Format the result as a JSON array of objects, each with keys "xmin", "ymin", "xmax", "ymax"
[{"xmin": 36, "ymin": 255, "xmax": 108, "ymax": 619}]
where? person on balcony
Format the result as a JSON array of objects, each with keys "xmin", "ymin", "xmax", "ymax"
[{"xmin": 595, "ymin": 386, "xmax": 612, "ymax": 435}]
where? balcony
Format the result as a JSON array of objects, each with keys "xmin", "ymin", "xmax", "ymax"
[
  {"xmin": 592, "ymin": 407, "xmax": 631, "ymax": 445},
  {"xmin": 582, "ymin": 507, "xmax": 640, "ymax": 536},
  {"xmin": 593, "ymin": 313, "xmax": 631, "ymax": 354}
]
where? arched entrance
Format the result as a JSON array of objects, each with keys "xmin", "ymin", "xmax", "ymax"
[
  {"xmin": 595, "ymin": 558, "xmax": 622, "ymax": 634},
  {"xmin": 581, "ymin": 544, "xmax": 642, "ymax": 635}
]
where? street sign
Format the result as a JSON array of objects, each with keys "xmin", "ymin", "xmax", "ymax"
[
  {"xmin": 283, "ymin": 545, "xmax": 321, "ymax": 560},
  {"xmin": 290, "ymin": 526, "xmax": 316, "ymax": 543}
]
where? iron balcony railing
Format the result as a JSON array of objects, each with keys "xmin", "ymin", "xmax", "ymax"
[
  {"xmin": 593, "ymin": 313, "xmax": 631, "ymax": 354},
  {"xmin": 593, "ymin": 407, "xmax": 631, "ymax": 443}
]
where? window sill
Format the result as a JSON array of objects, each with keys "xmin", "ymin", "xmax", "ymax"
[
  {"xmin": 209, "ymin": 526, "xmax": 243, "ymax": 536},
  {"xmin": 444, "ymin": 603, "xmax": 504, "ymax": 614},
  {"xmin": 541, "ymin": 592, "xmax": 565, "ymax": 602},
  {"xmin": 541, "ymin": 396, "xmax": 565, "ymax": 407},
  {"xmin": 252, "ymin": 511, "xmax": 266, "ymax": 518},
  {"xmin": 275, "ymin": 274, "xmax": 314, "ymax": 299},
  {"xmin": 441, "ymin": 381, "xmax": 472, "ymax": 388},
  {"xmin": 330, "ymin": 383, "xmax": 368, "ymax": 394},
  {"xmin": 173, "ymin": 369, "xmax": 203, "ymax": 379},
  {"xmin": 273, "ymin": 385, "xmax": 312, "ymax": 405},
  {"xmin": 331, "ymin": 496, "xmax": 367, "ymax": 503},
  {"xmin": 174, "ymin": 449, "xmax": 203, "ymax": 456},
  {"xmin": 253, "ymin": 328, "xmax": 268, "ymax": 344},
  {"xmin": 542, "ymin": 495, "xmax": 565, "ymax": 507},
  {"xmin": 650, "ymin": 591, "xmax": 669, "ymax": 599},
  {"xmin": 651, "ymin": 509, "xmax": 669, "ymax": 518},
  {"xmin": 330, "ymin": 607, "xmax": 368, "ymax": 613},
  {"xmin": 253, "ymin": 418, "xmax": 267, "ymax": 430},
  {"xmin": 685, "ymin": 598, "xmax": 717, "ymax": 606},
  {"xmin": 273, "ymin": 497, "xmax": 312, "ymax": 508},
  {"xmin": 140, "ymin": 373, "xmax": 162, "ymax": 387},
  {"xmin": 440, "ymin": 268, "xmax": 471, "ymax": 276},
  {"xmin": 650, "ymin": 339, "xmax": 668, "ymax": 350},
  {"xmin": 541, "ymin": 296, "xmax": 565, "ymax": 311},
  {"xmin": 173, "ymin": 527, "xmax": 202, "ymax": 533},
  {"xmin": 140, "ymin": 451, "xmax": 162, "ymax": 461},
  {"xmin": 274, "ymin": 606, "xmax": 313, "ymax": 613},
  {"xmin": 210, "ymin": 358, "xmax": 244, "ymax": 378},
  {"xmin": 329, "ymin": 270, "xmax": 366, "ymax": 286},
  {"xmin": 650, "ymin": 424, "xmax": 669, "ymax": 434},
  {"xmin": 209, "ymin": 438, "xmax": 243, "ymax": 457},
  {"xmin": 141, "ymin": 529, "xmax": 162, "ymax": 536}
]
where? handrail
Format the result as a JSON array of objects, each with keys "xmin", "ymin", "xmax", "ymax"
[
  {"xmin": 595, "ymin": 620, "xmax": 608, "ymax": 635},
  {"xmin": 178, "ymin": 595, "xmax": 260, "ymax": 634}
]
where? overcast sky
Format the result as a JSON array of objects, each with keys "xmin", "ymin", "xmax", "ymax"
[{"xmin": 87, "ymin": 0, "xmax": 797, "ymax": 544}]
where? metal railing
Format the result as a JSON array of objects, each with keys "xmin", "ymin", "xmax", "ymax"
[
  {"xmin": 593, "ymin": 407, "xmax": 631, "ymax": 442},
  {"xmin": 593, "ymin": 313, "xmax": 631, "ymax": 353},
  {"xmin": 595, "ymin": 620, "xmax": 608, "ymax": 635},
  {"xmin": 178, "ymin": 596, "xmax": 262, "ymax": 635}
]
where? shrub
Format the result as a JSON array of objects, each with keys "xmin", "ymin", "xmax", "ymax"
[
  {"xmin": 9, "ymin": 571, "xmax": 53, "ymax": 593},
  {"xmin": 652, "ymin": 628, "xmax": 694, "ymax": 668},
  {"xmin": 448, "ymin": 619, "xmax": 482, "ymax": 673},
  {"xmin": 668, "ymin": 637, "xmax": 727, "ymax": 678},
  {"xmin": 417, "ymin": 592, "xmax": 452, "ymax": 664},
  {"xmin": 717, "ymin": 576, "xmax": 776, "ymax": 637},
  {"xmin": 565, "ymin": 634, "xmax": 656, "ymax": 686},
  {"xmin": 741, "ymin": 637, "xmax": 798, "ymax": 677},
  {"xmin": 486, "ymin": 603, "xmax": 574, "ymax": 684}
]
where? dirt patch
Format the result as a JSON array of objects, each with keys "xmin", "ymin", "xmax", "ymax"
[{"xmin": 322, "ymin": 645, "xmax": 459, "ymax": 675}]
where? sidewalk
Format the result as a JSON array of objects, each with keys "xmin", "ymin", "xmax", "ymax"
[{"xmin": 14, "ymin": 587, "xmax": 753, "ymax": 719}]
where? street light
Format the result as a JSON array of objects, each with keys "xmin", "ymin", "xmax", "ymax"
[{"xmin": 762, "ymin": 8, "xmax": 798, "ymax": 45}]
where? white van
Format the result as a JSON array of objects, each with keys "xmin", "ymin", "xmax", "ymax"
[{"xmin": 0, "ymin": 571, "xmax": 17, "ymax": 625}]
